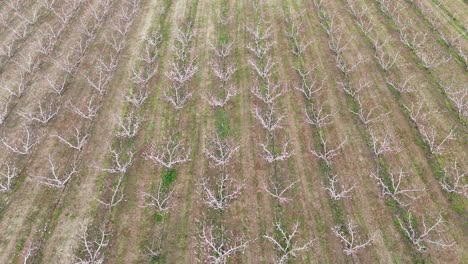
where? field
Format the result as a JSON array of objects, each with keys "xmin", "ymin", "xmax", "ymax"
[{"xmin": 0, "ymin": 0, "xmax": 466, "ymax": 263}]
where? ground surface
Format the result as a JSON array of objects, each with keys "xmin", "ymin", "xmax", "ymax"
[{"xmin": 0, "ymin": 0, "xmax": 466, "ymax": 263}]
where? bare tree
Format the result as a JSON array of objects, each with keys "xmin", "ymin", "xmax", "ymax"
[
  {"xmin": 263, "ymin": 176, "xmax": 298, "ymax": 204},
  {"xmin": 0, "ymin": 162, "xmax": 18, "ymax": 193},
  {"xmin": 203, "ymin": 134, "xmax": 239, "ymax": 168},
  {"xmin": 402, "ymin": 99, "xmax": 437, "ymax": 124},
  {"xmin": 3, "ymin": 73, "xmax": 26, "ymax": 98},
  {"xmin": 96, "ymin": 174, "xmax": 125, "ymax": 210},
  {"xmin": 18, "ymin": 98, "xmax": 60, "ymax": 125},
  {"xmin": 397, "ymin": 211, "xmax": 455, "ymax": 252},
  {"xmin": 294, "ymin": 66, "xmax": 325, "ymax": 100},
  {"xmin": 439, "ymin": 160, "xmax": 467, "ymax": 197},
  {"xmin": 251, "ymin": 80, "xmax": 286, "ymax": 105},
  {"xmin": 125, "ymin": 84, "xmax": 149, "ymax": 108},
  {"xmin": 258, "ymin": 138, "xmax": 295, "ymax": 163},
  {"xmin": 332, "ymin": 220, "xmax": 377, "ymax": 255},
  {"xmin": 84, "ymin": 70, "xmax": 111, "ymax": 95},
  {"xmin": 310, "ymin": 132, "xmax": 346, "ymax": 166},
  {"xmin": 197, "ymin": 223, "xmax": 251, "ymax": 264},
  {"xmin": 68, "ymin": 95, "xmax": 100, "ymax": 121},
  {"xmin": 53, "ymin": 125, "xmax": 89, "ymax": 151},
  {"xmin": 248, "ymin": 56, "xmax": 277, "ymax": 81},
  {"xmin": 420, "ymin": 126, "xmax": 455, "ymax": 155},
  {"xmin": 210, "ymin": 40, "xmax": 234, "ymax": 60},
  {"xmin": 141, "ymin": 180, "xmax": 175, "ymax": 214},
  {"xmin": 247, "ymin": 21, "xmax": 274, "ymax": 59},
  {"xmin": 14, "ymin": 54, "xmax": 38, "ymax": 74},
  {"xmin": 140, "ymin": 29, "xmax": 162, "ymax": 64},
  {"xmin": 33, "ymin": 155, "xmax": 78, "ymax": 188},
  {"xmin": 97, "ymin": 146, "xmax": 135, "ymax": 174},
  {"xmin": 252, "ymin": 104, "xmax": 286, "ymax": 133},
  {"xmin": 115, "ymin": 110, "xmax": 142, "ymax": 138},
  {"xmin": 143, "ymin": 134, "xmax": 191, "ymax": 169},
  {"xmin": 73, "ymin": 223, "xmax": 108, "ymax": 264},
  {"xmin": 164, "ymin": 61, "xmax": 198, "ymax": 109},
  {"xmin": 22, "ymin": 241, "xmax": 38, "ymax": 264},
  {"xmin": 264, "ymin": 221, "xmax": 313, "ymax": 264},
  {"xmin": 130, "ymin": 65, "xmax": 157, "ymax": 87},
  {"xmin": 338, "ymin": 78, "xmax": 369, "ymax": 98},
  {"xmin": 0, "ymin": 99, "xmax": 10, "ymax": 125},
  {"xmin": 375, "ymin": 47, "xmax": 399, "ymax": 72},
  {"xmin": 418, "ymin": 48, "xmax": 451, "ymax": 69},
  {"xmin": 440, "ymin": 77, "xmax": 467, "ymax": 117},
  {"xmin": 385, "ymin": 75, "xmax": 415, "ymax": 93},
  {"xmin": 324, "ymin": 174, "xmax": 356, "ymax": 200},
  {"xmin": 369, "ymin": 129, "xmax": 400, "ymax": 157},
  {"xmin": 44, "ymin": 74, "xmax": 68, "ymax": 96},
  {"xmin": 203, "ymin": 85, "xmax": 237, "ymax": 107},
  {"xmin": 304, "ymin": 101, "xmax": 337, "ymax": 128},
  {"xmin": 350, "ymin": 96, "xmax": 389, "ymax": 125},
  {"xmin": 370, "ymin": 168, "xmax": 424, "ymax": 207},
  {"xmin": 199, "ymin": 173, "xmax": 244, "ymax": 210},
  {"xmin": 283, "ymin": 19, "xmax": 312, "ymax": 56},
  {"xmin": 0, "ymin": 42, "xmax": 14, "ymax": 59},
  {"xmin": 1, "ymin": 123, "xmax": 40, "ymax": 155}
]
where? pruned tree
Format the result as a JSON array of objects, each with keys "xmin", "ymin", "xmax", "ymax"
[
  {"xmin": 84, "ymin": 69, "xmax": 111, "ymax": 95},
  {"xmin": 310, "ymin": 132, "xmax": 346, "ymax": 166},
  {"xmin": 332, "ymin": 220, "xmax": 377, "ymax": 255},
  {"xmin": 22, "ymin": 240, "xmax": 38, "ymax": 264},
  {"xmin": 283, "ymin": 19, "xmax": 312, "ymax": 56},
  {"xmin": 248, "ymin": 56, "xmax": 277, "ymax": 81},
  {"xmin": 210, "ymin": 40, "xmax": 234, "ymax": 60},
  {"xmin": 73, "ymin": 223, "xmax": 108, "ymax": 264},
  {"xmin": 97, "ymin": 146, "xmax": 135, "ymax": 174},
  {"xmin": 143, "ymin": 134, "xmax": 191, "ymax": 169},
  {"xmin": 247, "ymin": 21, "xmax": 274, "ymax": 59},
  {"xmin": 0, "ymin": 162, "xmax": 18, "ymax": 193},
  {"xmin": 130, "ymin": 65, "xmax": 157, "ymax": 87},
  {"xmin": 304, "ymin": 101, "xmax": 337, "ymax": 128},
  {"xmin": 263, "ymin": 176, "xmax": 298, "ymax": 204},
  {"xmin": 125, "ymin": 84, "xmax": 149, "ymax": 108},
  {"xmin": 370, "ymin": 168, "xmax": 424, "ymax": 207},
  {"xmin": 197, "ymin": 222, "xmax": 251, "ymax": 264},
  {"xmin": 3, "ymin": 73, "xmax": 26, "ymax": 98},
  {"xmin": 324, "ymin": 174, "xmax": 356, "ymax": 200},
  {"xmin": 251, "ymin": 80, "xmax": 286, "ymax": 105},
  {"xmin": 420, "ymin": 126, "xmax": 455, "ymax": 155},
  {"xmin": 53, "ymin": 125, "xmax": 89, "ymax": 151},
  {"xmin": 350, "ymin": 96, "xmax": 390, "ymax": 125},
  {"xmin": 338, "ymin": 78, "xmax": 369, "ymax": 98},
  {"xmin": 199, "ymin": 173, "xmax": 244, "ymax": 210},
  {"xmin": 439, "ymin": 160, "xmax": 467, "ymax": 197},
  {"xmin": 264, "ymin": 221, "xmax": 313, "ymax": 264},
  {"xmin": 440, "ymin": 77, "xmax": 467, "ymax": 118},
  {"xmin": 402, "ymin": 99, "xmax": 437, "ymax": 124},
  {"xmin": 44, "ymin": 74, "xmax": 68, "ymax": 96},
  {"xmin": 0, "ymin": 99, "xmax": 10, "ymax": 125},
  {"xmin": 418, "ymin": 48, "xmax": 451, "ymax": 69},
  {"xmin": 1, "ymin": 123, "xmax": 40, "ymax": 155},
  {"xmin": 164, "ymin": 61, "xmax": 198, "ymax": 109},
  {"xmin": 140, "ymin": 29, "xmax": 162, "ymax": 64},
  {"xmin": 96, "ymin": 174, "xmax": 125, "ymax": 210},
  {"xmin": 141, "ymin": 180, "xmax": 175, "ymax": 214},
  {"xmin": 375, "ymin": 47, "xmax": 399, "ymax": 72},
  {"xmin": 115, "ymin": 110, "xmax": 142, "ymax": 138},
  {"xmin": 68, "ymin": 95, "xmax": 100, "ymax": 121},
  {"xmin": 294, "ymin": 66, "xmax": 325, "ymax": 100},
  {"xmin": 33, "ymin": 155, "xmax": 78, "ymax": 188},
  {"xmin": 258, "ymin": 138, "xmax": 295, "ymax": 163},
  {"xmin": 385, "ymin": 75, "xmax": 415, "ymax": 93},
  {"xmin": 14, "ymin": 54, "xmax": 38, "ymax": 74},
  {"xmin": 369, "ymin": 129, "xmax": 400, "ymax": 157},
  {"xmin": 18, "ymin": 98, "xmax": 60, "ymax": 125},
  {"xmin": 203, "ymin": 134, "xmax": 239, "ymax": 168},
  {"xmin": 203, "ymin": 84, "xmax": 237, "ymax": 107},
  {"xmin": 252, "ymin": 104, "xmax": 286, "ymax": 133},
  {"xmin": 397, "ymin": 211, "xmax": 455, "ymax": 252}
]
